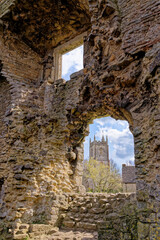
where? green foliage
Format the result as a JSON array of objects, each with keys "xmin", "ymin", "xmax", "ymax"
[
  {"xmin": 83, "ymin": 158, "xmax": 122, "ymax": 193},
  {"xmin": 23, "ymin": 236, "xmax": 29, "ymax": 240}
]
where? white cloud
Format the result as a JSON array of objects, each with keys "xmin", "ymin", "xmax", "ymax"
[
  {"xmin": 118, "ymin": 121, "xmax": 127, "ymax": 127},
  {"xmin": 62, "ymin": 45, "xmax": 83, "ymax": 77},
  {"xmin": 95, "ymin": 126, "xmax": 132, "ymax": 142},
  {"xmin": 110, "ymin": 149, "xmax": 134, "ymax": 169},
  {"xmin": 94, "ymin": 117, "xmax": 129, "ymax": 129},
  {"xmin": 94, "ymin": 117, "xmax": 114, "ymax": 127}
]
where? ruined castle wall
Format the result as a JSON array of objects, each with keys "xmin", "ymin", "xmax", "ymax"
[
  {"xmin": 0, "ymin": 30, "xmax": 86, "ymax": 233},
  {"xmin": 0, "ymin": 77, "xmax": 11, "ymax": 182},
  {"xmin": 0, "ymin": 31, "xmax": 43, "ymax": 226},
  {"xmin": 13, "ymin": 192, "xmax": 137, "ymax": 240},
  {"xmin": 119, "ymin": 0, "xmax": 160, "ymax": 54},
  {"xmin": 0, "ymin": 33, "xmax": 41, "ymax": 86},
  {"xmin": 0, "ymin": 0, "xmax": 159, "ymax": 239},
  {"xmin": 61, "ymin": 193, "xmax": 137, "ymax": 239},
  {"xmin": 82, "ymin": 1, "xmax": 160, "ymax": 239}
]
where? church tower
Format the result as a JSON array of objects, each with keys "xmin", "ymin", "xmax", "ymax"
[{"xmin": 89, "ymin": 135, "xmax": 110, "ymax": 166}]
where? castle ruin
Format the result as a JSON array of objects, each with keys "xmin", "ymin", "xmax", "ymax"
[{"xmin": 0, "ymin": 0, "xmax": 160, "ymax": 239}]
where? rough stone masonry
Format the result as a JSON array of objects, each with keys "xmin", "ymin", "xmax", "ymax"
[{"xmin": 0, "ymin": 0, "xmax": 159, "ymax": 239}]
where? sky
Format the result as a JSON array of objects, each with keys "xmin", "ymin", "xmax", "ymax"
[
  {"xmin": 62, "ymin": 45, "xmax": 135, "ymax": 172},
  {"xmin": 62, "ymin": 45, "xmax": 83, "ymax": 80}
]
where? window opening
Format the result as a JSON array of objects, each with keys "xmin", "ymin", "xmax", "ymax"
[
  {"xmin": 83, "ymin": 116, "xmax": 135, "ymax": 193},
  {"xmin": 62, "ymin": 45, "xmax": 83, "ymax": 81},
  {"xmin": 53, "ymin": 32, "xmax": 86, "ymax": 82}
]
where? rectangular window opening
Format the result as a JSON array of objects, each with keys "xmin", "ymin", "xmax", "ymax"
[
  {"xmin": 53, "ymin": 32, "xmax": 87, "ymax": 82},
  {"xmin": 62, "ymin": 44, "xmax": 84, "ymax": 81}
]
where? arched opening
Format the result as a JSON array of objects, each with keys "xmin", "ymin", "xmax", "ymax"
[{"xmin": 82, "ymin": 116, "xmax": 135, "ymax": 193}]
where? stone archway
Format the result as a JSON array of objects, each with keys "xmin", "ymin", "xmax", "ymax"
[{"xmin": 58, "ymin": 1, "xmax": 160, "ymax": 237}]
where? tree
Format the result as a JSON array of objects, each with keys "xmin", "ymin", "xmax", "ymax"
[{"xmin": 83, "ymin": 158, "xmax": 122, "ymax": 193}]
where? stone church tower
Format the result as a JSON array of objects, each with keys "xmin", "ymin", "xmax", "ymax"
[{"xmin": 89, "ymin": 136, "xmax": 110, "ymax": 166}]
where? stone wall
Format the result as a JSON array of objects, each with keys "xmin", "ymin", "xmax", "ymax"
[
  {"xmin": 11, "ymin": 192, "xmax": 137, "ymax": 240},
  {"xmin": 0, "ymin": 0, "xmax": 159, "ymax": 239},
  {"xmin": 80, "ymin": 1, "xmax": 160, "ymax": 239},
  {"xmin": 123, "ymin": 183, "xmax": 136, "ymax": 193},
  {"xmin": 0, "ymin": 30, "xmax": 87, "ymax": 235},
  {"xmin": 60, "ymin": 193, "xmax": 137, "ymax": 239},
  {"xmin": 0, "ymin": 30, "xmax": 43, "ymax": 224},
  {"xmin": 0, "ymin": 76, "xmax": 11, "ymax": 180}
]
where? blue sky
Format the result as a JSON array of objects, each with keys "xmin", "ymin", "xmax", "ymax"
[
  {"xmin": 62, "ymin": 46, "xmax": 135, "ymax": 171},
  {"xmin": 62, "ymin": 45, "xmax": 83, "ymax": 80}
]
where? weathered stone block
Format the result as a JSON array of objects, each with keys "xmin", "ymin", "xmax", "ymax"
[
  {"xmin": 77, "ymin": 222, "xmax": 97, "ymax": 230},
  {"xmin": 137, "ymin": 222, "xmax": 150, "ymax": 240}
]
